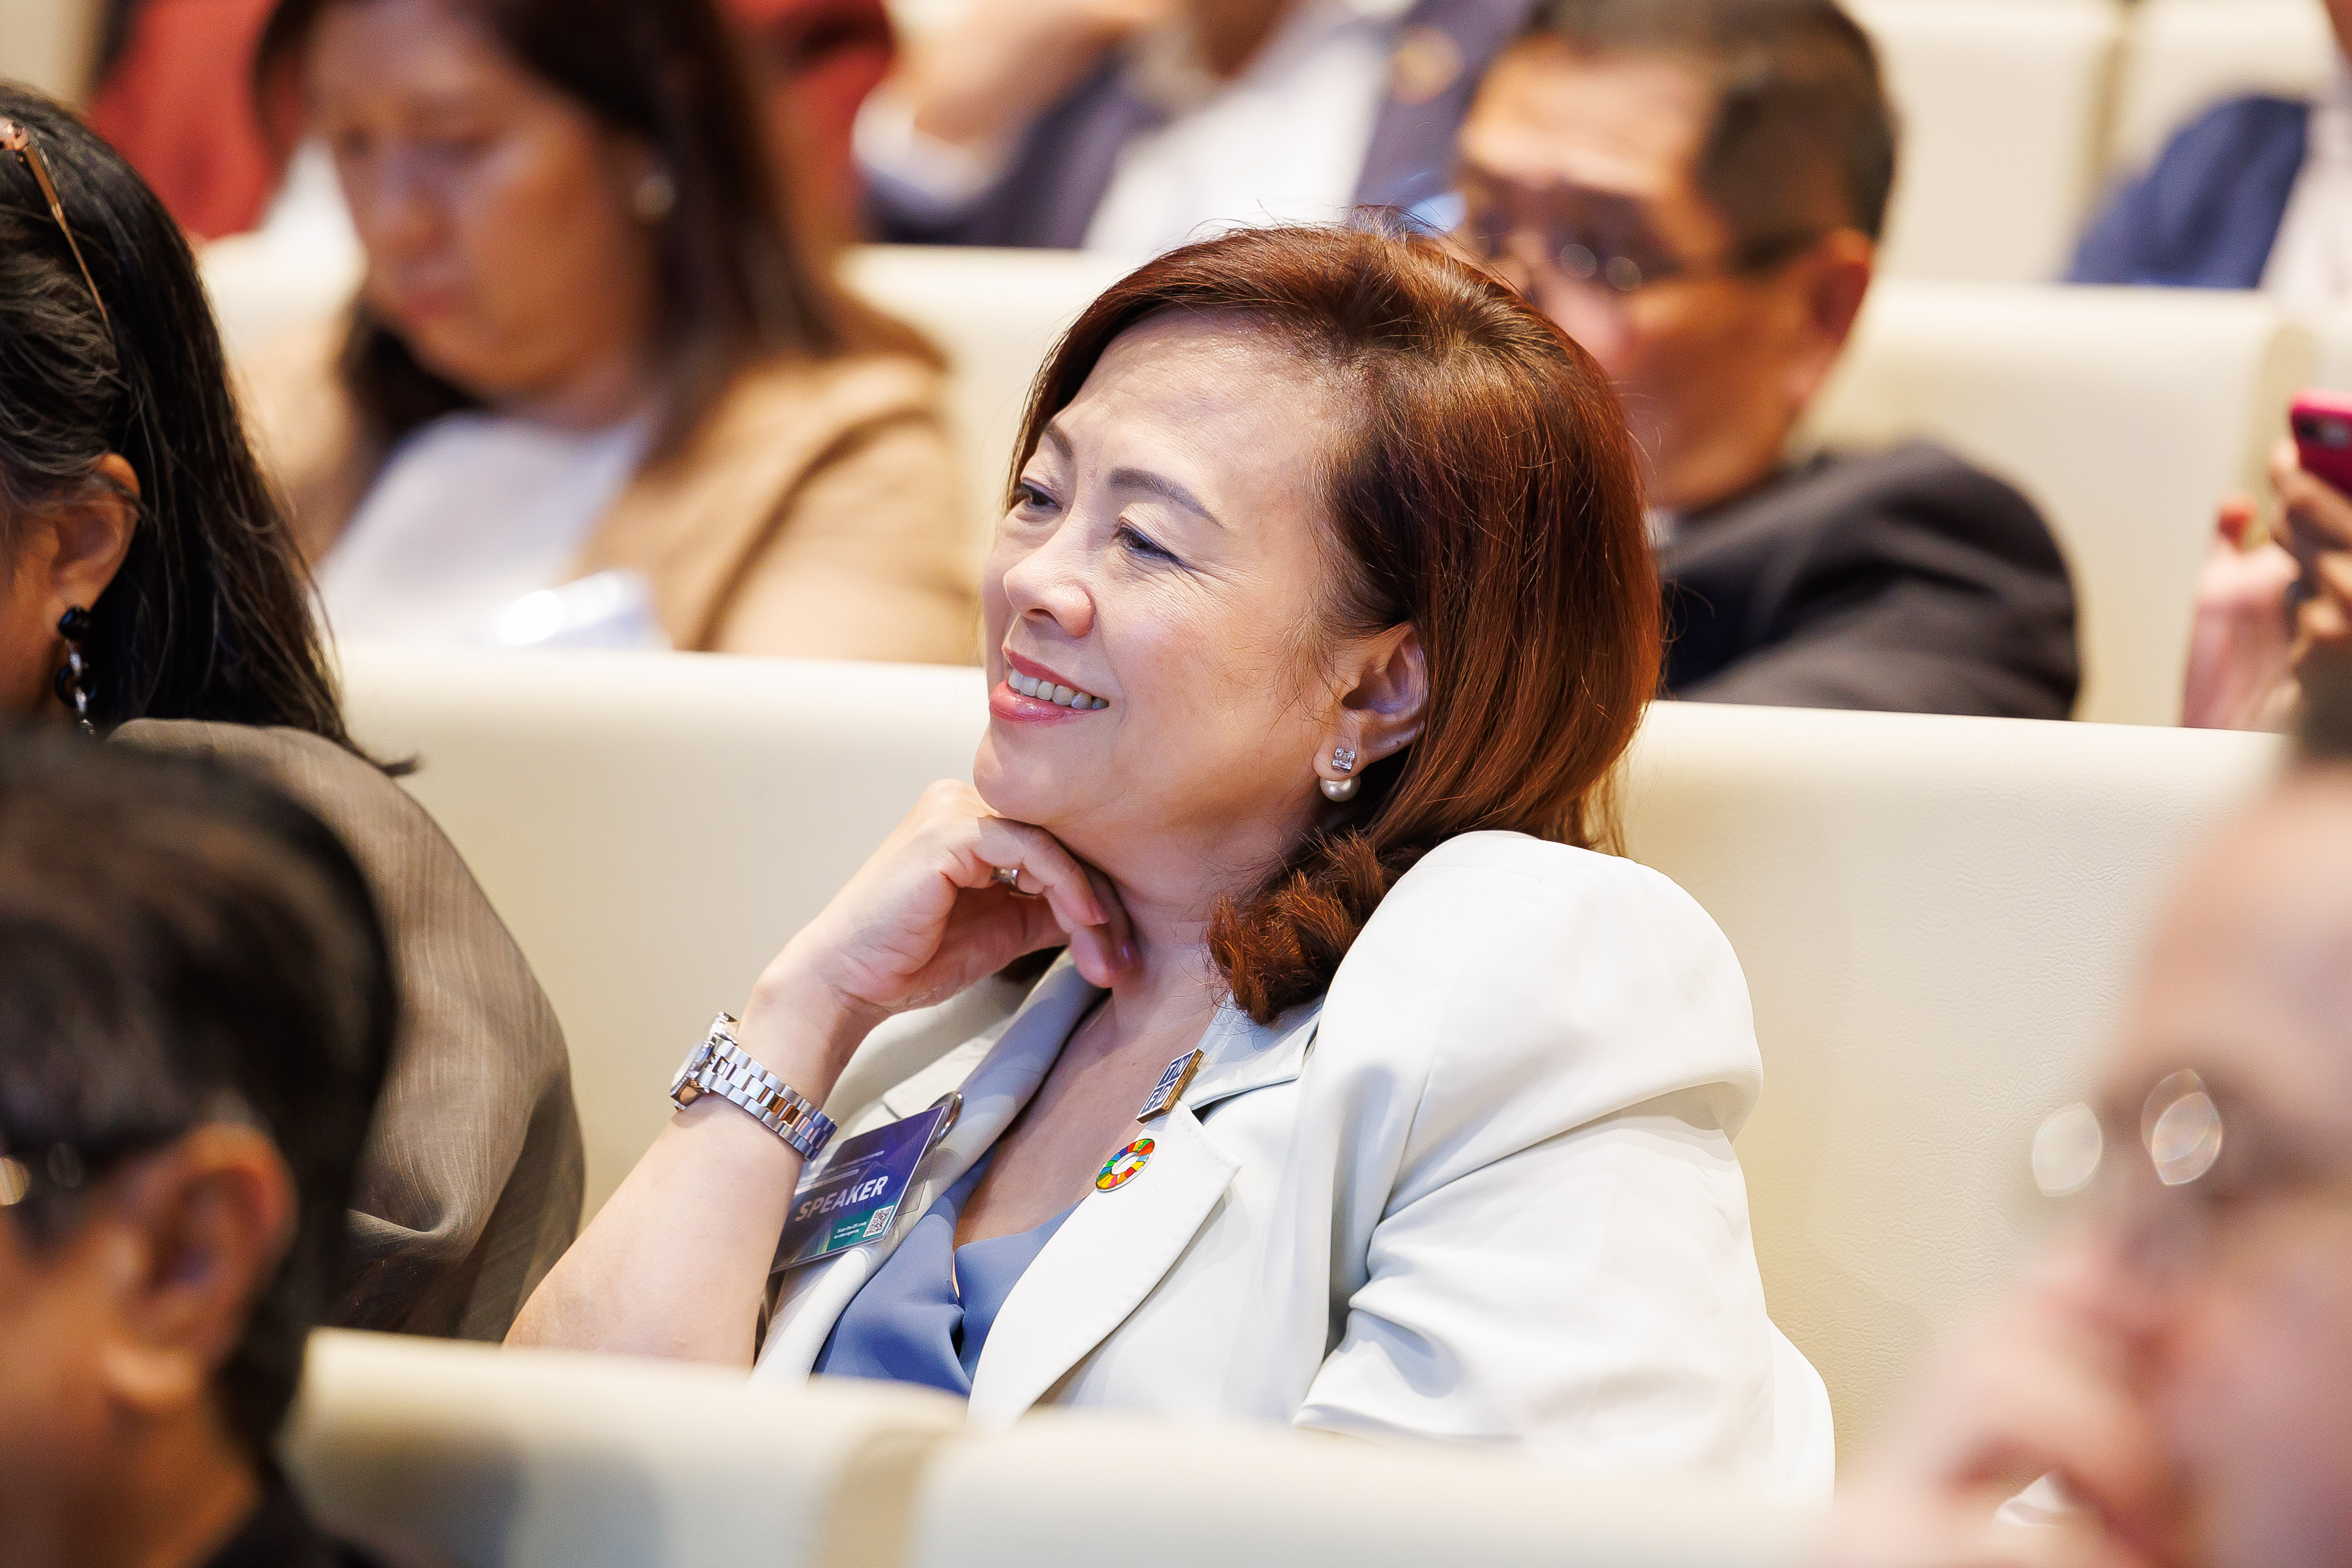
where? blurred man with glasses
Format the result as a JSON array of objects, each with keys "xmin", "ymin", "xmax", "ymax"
[
  {"xmin": 1450, "ymin": 0, "xmax": 2079, "ymax": 719},
  {"xmin": 1826, "ymin": 677, "xmax": 2352, "ymax": 1568}
]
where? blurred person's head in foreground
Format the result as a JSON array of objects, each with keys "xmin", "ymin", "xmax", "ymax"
[
  {"xmin": 0, "ymin": 735, "xmax": 396, "ymax": 1568},
  {"xmin": 0, "ymin": 85, "xmax": 349, "ymax": 740},
  {"xmin": 1829, "ymin": 745, "xmax": 2352, "ymax": 1568},
  {"xmin": 1456, "ymin": 0, "xmax": 1892, "ymax": 512},
  {"xmin": 256, "ymin": 0, "xmax": 893, "ymax": 452}
]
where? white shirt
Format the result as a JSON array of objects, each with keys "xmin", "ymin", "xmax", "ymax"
[
  {"xmin": 757, "ymin": 832, "xmax": 1834, "ymax": 1496},
  {"xmin": 2263, "ymin": 55, "xmax": 2352, "ymax": 317},
  {"xmin": 856, "ymin": 0, "xmax": 1409, "ymax": 257},
  {"xmin": 316, "ymin": 411, "xmax": 661, "ymax": 649}
]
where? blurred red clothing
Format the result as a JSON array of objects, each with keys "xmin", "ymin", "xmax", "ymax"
[
  {"xmin": 86, "ymin": 0, "xmax": 893, "ymax": 243},
  {"xmin": 728, "ymin": 0, "xmax": 894, "ymax": 244},
  {"xmin": 89, "ymin": 0, "xmax": 279, "ymax": 241}
]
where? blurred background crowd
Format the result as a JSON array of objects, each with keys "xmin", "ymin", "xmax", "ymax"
[
  {"xmin": 4, "ymin": 3, "xmax": 2352, "ymax": 1568},
  {"xmin": 0, "ymin": 0, "xmax": 2348, "ymax": 725}
]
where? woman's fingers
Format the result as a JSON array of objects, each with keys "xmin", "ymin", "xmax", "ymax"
[
  {"xmin": 2214, "ymin": 495, "xmax": 2256, "ymax": 549},
  {"xmin": 2182, "ymin": 536, "xmax": 2300, "ymax": 728},
  {"xmin": 2276, "ymin": 445, "xmax": 2352, "ymax": 552},
  {"xmin": 1057, "ymin": 863, "xmax": 1136, "ymax": 986},
  {"xmin": 969, "ymin": 815, "xmax": 1111, "ymax": 943},
  {"xmin": 966, "ymin": 819, "xmax": 1132, "ymax": 987},
  {"xmin": 2307, "ymin": 552, "xmax": 2352, "ymax": 647},
  {"xmin": 1087, "ymin": 862, "xmax": 1136, "ymax": 965}
]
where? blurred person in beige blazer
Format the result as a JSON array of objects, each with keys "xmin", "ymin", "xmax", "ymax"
[
  {"xmin": 243, "ymin": 0, "xmax": 976, "ymax": 661},
  {"xmin": 0, "ymin": 86, "xmax": 580, "ymax": 1337}
]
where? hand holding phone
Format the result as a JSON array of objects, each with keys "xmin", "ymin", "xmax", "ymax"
[
  {"xmin": 2291, "ymin": 390, "xmax": 2352, "ymax": 496},
  {"xmin": 2284, "ymin": 391, "xmax": 2352, "ymax": 619}
]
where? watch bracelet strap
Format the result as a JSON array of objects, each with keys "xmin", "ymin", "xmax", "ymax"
[{"xmin": 678, "ymin": 1025, "xmax": 837, "ymax": 1158}]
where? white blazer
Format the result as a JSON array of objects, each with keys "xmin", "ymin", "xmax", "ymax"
[{"xmin": 752, "ymin": 831, "xmax": 1833, "ymax": 1497}]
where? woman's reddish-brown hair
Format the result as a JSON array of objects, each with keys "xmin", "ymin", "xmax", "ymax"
[{"xmin": 1014, "ymin": 224, "xmax": 1661, "ymax": 1022}]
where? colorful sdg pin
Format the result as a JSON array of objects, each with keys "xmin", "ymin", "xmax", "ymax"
[{"xmin": 1095, "ymin": 1136, "xmax": 1155, "ymax": 1192}]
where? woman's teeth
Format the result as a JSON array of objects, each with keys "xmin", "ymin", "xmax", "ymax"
[{"xmin": 1008, "ymin": 670, "xmax": 1108, "ymax": 709}]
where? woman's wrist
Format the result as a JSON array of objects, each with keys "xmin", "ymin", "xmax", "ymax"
[{"xmin": 737, "ymin": 956, "xmax": 887, "ymax": 1108}]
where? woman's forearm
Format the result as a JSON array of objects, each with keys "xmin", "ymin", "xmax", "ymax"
[
  {"xmin": 506, "ymin": 1099, "xmax": 801, "ymax": 1364},
  {"xmin": 508, "ymin": 969, "xmax": 875, "ymax": 1362}
]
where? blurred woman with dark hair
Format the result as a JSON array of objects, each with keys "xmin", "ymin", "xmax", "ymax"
[
  {"xmin": 0, "ymin": 83, "xmax": 582, "ymax": 1337},
  {"xmin": 517, "ymin": 223, "xmax": 1831, "ymax": 1492},
  {"xmin": 244, "ymin": 0, "xmax": 974, "ymax": 658}
]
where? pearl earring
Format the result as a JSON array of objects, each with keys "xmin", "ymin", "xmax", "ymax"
[
  {"xmin": 1319, "ymin": 745, "xmax": 1360, "ymax": 801},
  {"xmin": 632, "ymin": 168, "xmax": 677, "ymax": 222}
]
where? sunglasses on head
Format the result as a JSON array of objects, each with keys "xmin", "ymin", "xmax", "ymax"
[{"xmin": 0, "ymin": 116, "xmax": 109, "ymax": 329}]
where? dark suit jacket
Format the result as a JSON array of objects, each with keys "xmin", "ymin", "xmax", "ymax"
[
  {"xmin": 2069, "ymin": 95, "xmax": 2310, "ymax": 289},
  {"xmin": 868, "ymin": 0, "xmax": 1533, "ymax": 247},
  {"xmin": 1659, "ymin": 444, "xmax": 2080, "ymax": 720}
]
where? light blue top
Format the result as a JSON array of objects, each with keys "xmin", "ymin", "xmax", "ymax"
[{"xmin": 811, "ymin": 1151, "xmax": 1078, "ymax": 1396}]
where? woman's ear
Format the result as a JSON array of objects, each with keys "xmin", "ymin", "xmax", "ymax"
[
  {"xmin": 1334, "ymin": 623, "xmax": 1428, "ymax": 764},
  {"xmin": 41, "ymin": 453, "xmax": 141, "ymax": 619}
]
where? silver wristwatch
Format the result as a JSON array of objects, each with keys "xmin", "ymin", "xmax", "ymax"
[{"xmin": 668, "ymin": 1013, "xmax": 838, "ymax": 1159}]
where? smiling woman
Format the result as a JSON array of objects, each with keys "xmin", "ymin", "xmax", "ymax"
[
  {"xmin": 512, "ymin": 224, "xmax": 1832, "ymax": 1493},
  {"xmin": 239, "ymin": 0, "xmax": 974, "ymax": 659}
]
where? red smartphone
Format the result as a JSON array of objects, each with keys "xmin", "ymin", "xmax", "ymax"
[
  {"xmin": 2292, "ymin": 389, "xmax": 2352, "ymax": 496},
  {"xmin": 2286, "ymin": 391, "xmax": 2352, "ymax": 598}
]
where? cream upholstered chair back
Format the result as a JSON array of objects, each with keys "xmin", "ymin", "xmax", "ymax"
[
  {"xmin": 339, "ymin": 648, "xmax": 990, "ymax": 1216},
  {"xmin": 1806, "ymin": 281, "xmax": 2309, "ymax": 725},
  {"xmin": 2108, "ymin": 0, "xmax": 2333, "ymax": 178},
  {"xmin": 1621, "ymin": 702, "xmax": 2281, "ymax": 1454},
  {"xmin": 1848, "ymin": 0, "xmax": 2122, "ymax": 283},
  {"xmin": 2311, "ymin": 304, "xmax": 2352, "ymax": 394},
  {"xmin": 0, "ymin": 0, "xmax": 97, "ymax": 104},
  {"xmin": 284, "ymin": 1329, "xmax": 961, "ymax": 1568},
  {"xmin": 903, "ymin": 1411, "xmax": 1814, "ymax": 1568}
]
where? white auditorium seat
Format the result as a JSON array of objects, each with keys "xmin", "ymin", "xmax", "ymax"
[
  {"xmin": 904, "ymin": 1412, "xmax": 1815, "ymax": 1568},
  {"xmin": 1621, "ymin": 701, "xmax": 2280, "ymax": 1452},
  {"xmin": 340, "ymin": 650, "xmax": 2286, "ymax": 1455},
  {"xmin": 1847, "ymin": 0, "xmax": 2122, "ymax": 283},
  {"xmin": 841, "ymin": 246, "xmax": 1134, "ymax": 551},
  {"xmin": 2108, "ymin": 0, "xmax": 2333, "ymax": 181},
  {"xmin": 2311, "ymin": 303, "xmax": 2352, "ymax": 394},
  {"xmin": 1806, "ymin": 281, "xmax": 2310, "ymax": 726},
  {"xmin": 340, "ymin": 649, "xmax": 987, "ymax": 1213},
  {"xmin": 0, "ymin": 0, "xmax": 95, "ymax": 104},
  {"xmin": 284, "ymin": 1328, "xmax": 962, "ymax": 1568}
]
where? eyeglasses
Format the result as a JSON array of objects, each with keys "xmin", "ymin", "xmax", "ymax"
[
  {"xmin": 0, "ymin": 1132, "xmax": 160, "ymax": 1229},
  {"xmin": 1454, "ymin": 172, "xmax": 1825, "ymax": 299},
  {"xmin": 2031, "ymin": 1068, "xmax": 2352, "ymax": 1281},
  {"xmin": 0, "ymin": 116, "xmax": 109, "ymax": 330}
]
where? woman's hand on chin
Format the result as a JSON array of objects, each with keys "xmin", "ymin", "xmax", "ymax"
[{"xmin": 743, "ymin": 781, "xmax": 1134, "ymax": 1081}]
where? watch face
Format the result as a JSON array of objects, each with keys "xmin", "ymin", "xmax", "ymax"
[{"xmin": 668, "ymin": 1040, "xmax": 713, "ymax": 1101}]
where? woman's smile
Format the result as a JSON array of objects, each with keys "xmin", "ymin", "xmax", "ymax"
[{"xmin": 993, "ymin": 648, "xmax": 1112, "ymax": 723}]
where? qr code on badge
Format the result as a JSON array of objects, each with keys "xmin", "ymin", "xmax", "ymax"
[{"xmin": 863, "ymin": 1205, "xmax": 897, "ymax": 1240}]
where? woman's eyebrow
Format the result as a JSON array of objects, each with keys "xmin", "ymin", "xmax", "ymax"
[{"xmin": 1107, "ymin": 466, "xmax": 1223, "ymax": 529}]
